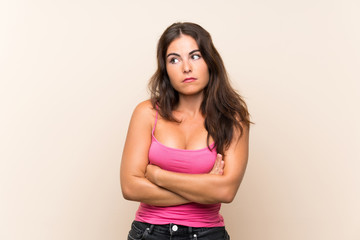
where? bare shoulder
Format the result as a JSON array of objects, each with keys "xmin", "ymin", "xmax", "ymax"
[
  {"xmin": 130, "ymin": 99, "xmax": 156, "ymax": 127},
  {"xmin": 134, "ymin": 99, "xmax": 154, "ymax": 113}
]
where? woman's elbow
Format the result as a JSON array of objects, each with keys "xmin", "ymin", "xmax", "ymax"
[
  {"xmin": 121, "ymin": 184, "xmax": 133, "ymax": 200},
  {"xmin": 221, "ymin": 193, "xmax": 236, "ymax": 203},
  {"xmin": 121, "ymin": 179, "xmax": 140, "ymax": 201},
  {"xmin": 219, "ymin": 186, "xmax": 238, "ymax": 203},
  {"xmin": 121, "ymin": 172, "xmax": 145, "ymax": 201},
  {"xmin": 203, "ymin": 190, "xmax": 235, "ymax": 204}
]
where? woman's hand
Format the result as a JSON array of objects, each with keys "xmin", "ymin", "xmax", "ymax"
[{"xmin": 209, "ymin": 154, "xmax": 224, "ymax": 175}]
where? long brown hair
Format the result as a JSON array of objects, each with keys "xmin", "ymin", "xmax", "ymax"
[{"xmin": 149, "ymin": 22, "xmax": 251, "ymax": 155}]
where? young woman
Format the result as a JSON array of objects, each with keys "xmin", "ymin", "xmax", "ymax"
[{"xmin": 120, "ymin": 22, "xmax": 251, "ymax": 240}]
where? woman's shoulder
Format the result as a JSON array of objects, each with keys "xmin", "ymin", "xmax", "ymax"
[
  {"xmin": 134, "ymin": 99, "xmax": 154, "ymax": 112},
  {"xmin": 131, "ymin": 99, "xmax": 156, "ymax": 122}
]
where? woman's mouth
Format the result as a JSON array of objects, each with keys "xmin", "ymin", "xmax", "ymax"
[{"xmin": 183, "ymin": 77, "xmax": 197, "ymax": 83}]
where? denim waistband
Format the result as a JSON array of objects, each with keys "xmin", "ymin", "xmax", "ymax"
[{"xmin": 133, "ymin": 221, "xmax": 225, "ymax": 235}]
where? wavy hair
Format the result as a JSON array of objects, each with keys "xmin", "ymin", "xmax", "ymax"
[{"xmin": 149, "ymin": 22, "xmax": 251, "ymax": 155}]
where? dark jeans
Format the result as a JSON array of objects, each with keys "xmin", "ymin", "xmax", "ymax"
[{"xmin": 128, "ymin": 221, "xmax": 230, "ymax": 240}]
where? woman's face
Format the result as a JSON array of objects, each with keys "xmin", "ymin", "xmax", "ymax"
[{"xmin": 165, "ymin": 34, "xmax": 209, "ymax": 97}]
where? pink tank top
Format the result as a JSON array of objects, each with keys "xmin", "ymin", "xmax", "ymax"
[{"xmin": 135, "ymin": 110, "xmax": 224, "ymax": 227}]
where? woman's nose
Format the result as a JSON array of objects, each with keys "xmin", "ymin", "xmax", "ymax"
[{"xmin": 183, "ymin": 60, "xmax": 192, "ymax": 73}]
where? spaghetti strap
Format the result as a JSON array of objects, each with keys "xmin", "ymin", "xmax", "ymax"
[{"xmin": 152, "ymin": 108, "xmax": 158, "ymax": 135}]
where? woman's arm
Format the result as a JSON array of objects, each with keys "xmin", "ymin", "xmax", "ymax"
[
  {"xmin": 120, "ymin": 100, "xmax": 190, "ymax": 206},
  {"xmin": 145, "ymin": 124, "xmax": 249, "ymax": 204}
]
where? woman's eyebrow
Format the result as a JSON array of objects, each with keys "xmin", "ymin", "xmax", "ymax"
[
  {"xmin": 166, "ymin": 53, "xmax": 180, "ymax": 58},
  {"xmin": 189, "ymin": 49, "xmax": 200, "ymax": 55},
  {"xmin": 166, "ymin": 49, "xmax": 200, "ymax": 58}
]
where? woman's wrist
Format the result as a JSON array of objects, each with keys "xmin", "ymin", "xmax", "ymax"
[{"xmin": 145, "ymin": 164, "xmax": 163, "ymax": 186}]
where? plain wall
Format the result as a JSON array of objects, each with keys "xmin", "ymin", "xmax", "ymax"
[{"xmin": 1, "ymin": 0, "xmax": 359, "ymax": 239}]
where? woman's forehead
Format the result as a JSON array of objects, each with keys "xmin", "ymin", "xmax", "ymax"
[{"xmin": 166, "ymin": 35, "xmax": 199, "ymax": 55}]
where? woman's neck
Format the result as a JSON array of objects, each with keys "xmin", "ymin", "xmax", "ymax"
[{"xmin": 175, "ymin": 92, "xmax": 204, "ymax": 118}]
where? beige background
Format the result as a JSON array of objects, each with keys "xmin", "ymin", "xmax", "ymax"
[{"xmin": 1, "ymin": 0, "xmax": 359, "ymax": 239}]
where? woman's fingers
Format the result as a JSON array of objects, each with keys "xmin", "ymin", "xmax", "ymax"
[
  {"xmin": 210, "ymin": 154, "xmax": 224, "ymax": 175},
  {"xmin": 219, "ymin": 158, "xmax": 224, "ymax": 174}
]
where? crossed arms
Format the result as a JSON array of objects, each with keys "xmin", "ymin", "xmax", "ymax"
[{"xmin": 120, "ymin": 101, "xmax": 249, "ymax": 206}]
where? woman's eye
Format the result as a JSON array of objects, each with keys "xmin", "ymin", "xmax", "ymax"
[
  {"xmin": 169, "ymin": 58, "xmax": 179, "ymax": 64},
  {"xmin": 191, "ymin": 54, "xmax": 201, "ymax": 60}
]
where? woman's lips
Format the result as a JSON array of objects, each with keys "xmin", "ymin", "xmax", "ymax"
[{"xmin": 183, "ymin": 77, "xmax": 197, "ymax": 83}]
